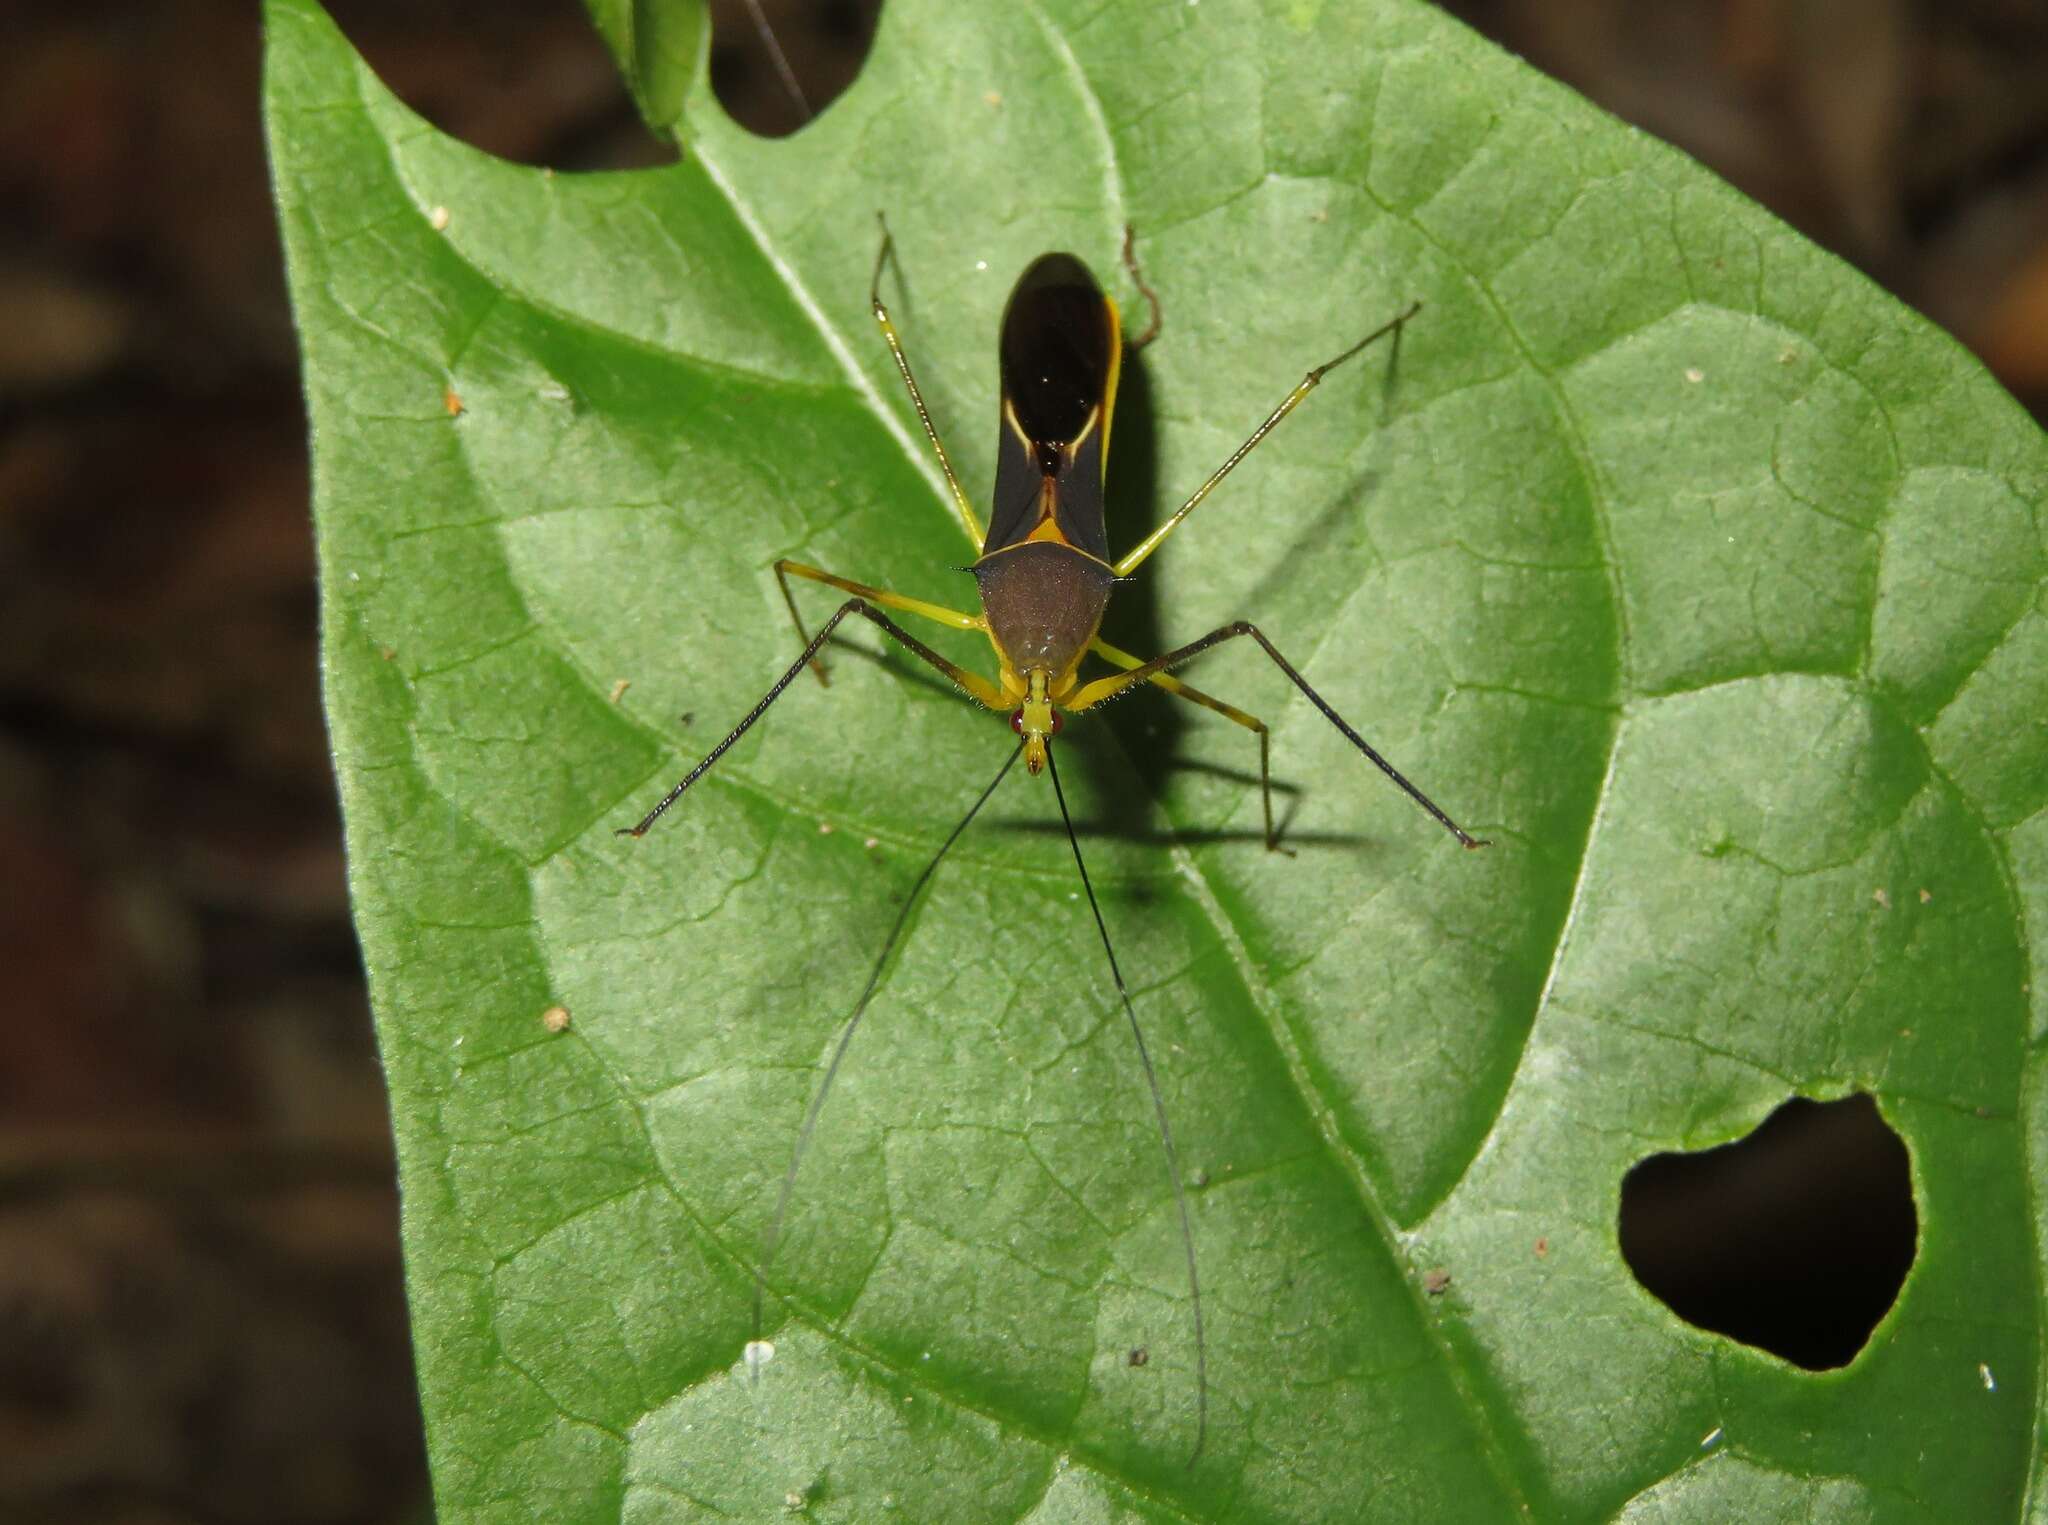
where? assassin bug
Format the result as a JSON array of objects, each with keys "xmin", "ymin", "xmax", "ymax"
[{"xmin": 621, "ymin": 222, "xmax": 1488, "ymax": 1460}]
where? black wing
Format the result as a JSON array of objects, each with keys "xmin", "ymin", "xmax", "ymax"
[{"xmin": 981, "ymin": 253, "xmax": 1120, "ymax": 563}]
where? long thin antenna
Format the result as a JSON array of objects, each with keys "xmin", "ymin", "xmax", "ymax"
[
  {"xmin": 752, "ymin": 741, "xmax": 1027, "ymax": 1343},
  {"xmin": 1045, "ymin": 748, "xmax": 1207, "ymax": 1465}
]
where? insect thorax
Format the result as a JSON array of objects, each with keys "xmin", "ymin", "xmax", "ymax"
[{"xmin": 973, "ymin": 542, "xmax": 1115, "ymax": 690}]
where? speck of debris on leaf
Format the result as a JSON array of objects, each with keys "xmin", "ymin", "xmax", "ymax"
[
  {"xmin": 428, "ymin": 205, "xmax": 450, "ymax": 230},
  {"xmin": 1872, "ymin": 887, "xmax": 1892, "ymax": 909},
  {"xmin": 542, "ymin": 1004, "xmax": 570, "ymax": 1033},
  {"xmin": 1127, "ymin": 1347, "xmax": 1148, "ymax": 1367},
  {"xmin": 1919, "ymin": 887, "xmax": 1932, "ymax": 903},
  {"xmin": 443, "ymin": 387, "xmax": 463, "ymax": 417},
  {"xmin": 609, "ymin": 678, "xmax": 630, "ymax": 704},
  {"xmin": 1423, "ymin": 1268, "xmax": 1452, "ymax": 1295},
  {"xmin": 1534, "ymin": 1237, "xmax": 1549, "ymax": 1257}
]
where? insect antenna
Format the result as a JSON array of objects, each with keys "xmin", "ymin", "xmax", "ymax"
[
  {"xmin": 752, "ymin": 740, "xmax": 1027, "ymax": 1350},
  {"xmin": 1044, "ymin": 749, "xmax": 1208, "ymax": 1465}
]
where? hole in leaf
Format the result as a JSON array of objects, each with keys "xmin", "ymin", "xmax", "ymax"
[
  {"xmin": 329, "ymin": 0, "xmax": 674, "ymax": 171},
  {"xmin": 707, "ymin": 0, "xmax": 882, "ymax": 137},
  {"xmin": 1618, "ymin": 1093, "xmax": 1916, "ymax": 1369}
]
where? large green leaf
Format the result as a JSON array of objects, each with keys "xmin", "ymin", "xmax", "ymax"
[{"xmin": 266, "ymin": 0, "xmax": 2048, "ymax": 1518}]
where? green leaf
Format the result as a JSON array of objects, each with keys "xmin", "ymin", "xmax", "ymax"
[{"xmin": 266, "ymin": 0, "xmax": 2048, "ymax": 1517}]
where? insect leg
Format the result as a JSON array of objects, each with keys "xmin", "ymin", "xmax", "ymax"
[
  {"xmin": 869, "ymin": 215, "xmax": 986, "ymax": 549},
  {"xmin": 1111, "ymin": 302, "xmax": 1420, "ymax": 579},
  {"xmin": 1067, "ymin": 621, "xmax": 1488, "ymax": 849},
  {"xmin": 1087, "ymin": 635, "xmax": 1288, "ymax": 853},
  {"xmin": 1119, "ymin": 225, "xmax": 1162, "ymax": 350},
  {"xmin": 776, "ymin": 558, "xmax": 984, "ymax": 687},
  {"xmin": 737, "ymin": 0, "xmax": 810, "ymax": 121},
  {"xmin": 618, "ymin": 598, "xmax": 1005, "ymax": 838}
]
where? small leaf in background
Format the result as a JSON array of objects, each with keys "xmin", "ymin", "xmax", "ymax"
[{"xmin": 267, "ymin": 0, "xmax": 2045, "ymax": 1517}]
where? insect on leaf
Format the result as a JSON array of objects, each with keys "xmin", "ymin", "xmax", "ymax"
[{"xmin": 267, "ymin": 0, "xmax": 2048, "ymax": 1517}]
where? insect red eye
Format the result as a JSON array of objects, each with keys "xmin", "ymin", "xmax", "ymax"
[
  {"xmin": 1010, "ymin": 710, "xmax": 1024, "ymax": 734},
  {"xmin": 1049, "ymin": 710, "xmax": 1063, "ymax": 735}
]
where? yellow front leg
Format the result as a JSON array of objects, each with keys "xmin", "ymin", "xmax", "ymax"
[{"xmin": 775, "ymin": 560, "xmax": 1005, "ymax": 710}]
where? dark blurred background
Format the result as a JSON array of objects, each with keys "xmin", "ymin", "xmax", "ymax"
[{"xmin": 0, "ymin": 2, "xmax": 2039, "ymax": 1520}]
